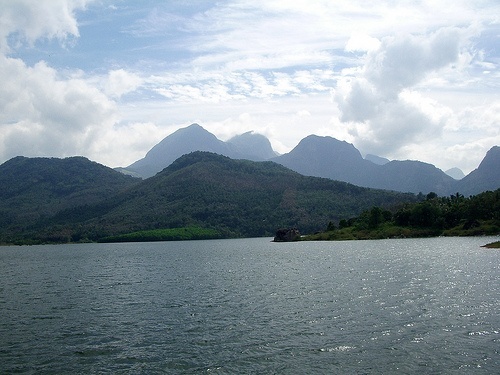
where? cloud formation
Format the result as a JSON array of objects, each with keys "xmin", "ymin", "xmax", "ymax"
[
  {"xmin": 0, "ymin": 0, "xmax": 498, "ymax": 173},
  {"xmin": 0, "ymin": 0, "xmax": 90, "ymax": 52},
  {"xmin": 336, "ymin": 27, "xmax": 464, "ymax": 155},
  {"xmin": 0, "ymin": 55, "xmax": 116, "ymax": 160}
]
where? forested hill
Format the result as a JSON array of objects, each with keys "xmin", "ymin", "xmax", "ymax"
[
  {"xmin": 0, "ymin": 156, "xmax": 139, "ymax": 237},
  {"xmin": 0, "ymin": 156, "xmax": 139, "ymax": 201},
  {"xmin": 63, "ymin": 152, "xmax": 417, "ymax": 240},
  {"xmin": 0, "ymin": 152, "xmax": 417, "ymax": 244},
  {"xmin": 306, "ymin": 190, "xmax": 500, "ymax": 241}
]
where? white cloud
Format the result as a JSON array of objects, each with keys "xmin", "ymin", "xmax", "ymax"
[
  {"xmin": 0, "ymin": 55, "xmax": 116, "ymax": 162},
  {"xmin": 345, "ymin": 34, "xmax": 380, "ymax": 52},
  {"xmin": 104, "ymin": 69, "xmax": 143, "ymax": 98},
  {"xmin": 368, "ymin": 28, "xmax": 462, "ymax": 97},
  {"xmin": 336, "ymin": 27, "xmax": 467, "ymax": 157},
  {"xmin": 0, "ymin": 0, "xmax": 498, "ymax": 176},
  {"xmin": 0, "ymin": 0, "xmax": 128, "ymax": 165},
  {"xmin": 90, "ymin": 121, "xmax": 170, "ymax": 167},
  {"xmin": 0, "ymin": 0, "xmax": 91, "ymax": 52}
]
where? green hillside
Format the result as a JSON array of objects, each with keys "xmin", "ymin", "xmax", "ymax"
[
  {"xmin": 305, "ymin": 190, "xmax": 500, "ymax": 241},
  {"xmin": 0, "ymin": 156, "xmax": 140, "ymax": 243},
  {"xmin": 0, "ymin": 152, "xmax": 422, "ymax": 244},
  {"xmin": 18, "ymin": 152, "xmax": 416, "ymax": 244}
]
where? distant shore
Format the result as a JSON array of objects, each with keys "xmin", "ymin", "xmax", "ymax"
[{"xmin": 482, "ymin": 241, "xmax": 500, "ymax": 248}]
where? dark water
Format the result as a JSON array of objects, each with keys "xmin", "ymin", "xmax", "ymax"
[{"xmin": 0, "ymin": 237, "xmax": 498, "ymax": 374}]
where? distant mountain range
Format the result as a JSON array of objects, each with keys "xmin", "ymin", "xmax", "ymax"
[
  {"xmin": 0, "ymin": 152, "xmax": 415, "ymax": 244},
  {"xmin": 120, "ymin": 123, "xmax": 277, "ymax": 178},
  {"xmin": 120, "ymin": 123, "xmax": 499, "ymax": 196}
]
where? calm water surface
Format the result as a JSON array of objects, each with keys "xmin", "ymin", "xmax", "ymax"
[{"xmin": 0, "ymin": 237, "xmax": 498, "ymax": 374}]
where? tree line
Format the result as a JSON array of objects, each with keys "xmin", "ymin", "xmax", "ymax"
[{"xmin": 311, "ymin": 189, "xmax": 500, "ymax": 240}]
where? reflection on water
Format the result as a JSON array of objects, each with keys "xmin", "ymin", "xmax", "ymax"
[{"xmin": 0, "ymin": 237, "xmax": 498, "ymax": 373}]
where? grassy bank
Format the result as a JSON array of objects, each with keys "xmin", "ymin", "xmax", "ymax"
[{"xmin": 98, "ymin": 226, "xmax": 222, "ymax": 243}]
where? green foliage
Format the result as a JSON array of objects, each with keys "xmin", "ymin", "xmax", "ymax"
[
  {"xmin": 338, "ymin": 219, "xmax": 349, "ymax": 229},
  {"xmin": 326, "ymin": 221, "xmax": 336, "ymax": 231},
  {"xmin": 99, "ymin": 227, "xmax": 222, "ymax": 243},
  {"xmin": 0, "ymin": 152, "xmax": 419, "ymax": 244},
  {"xmin": 0, "ymin": 156, "xmax": 140, "ymax": 244},
  {"xmin": 305, "ymin": 188, "xmax": 500, "ymax": 241},
  {"xmin": 2, "ymin": 153, "xmax": 498, "ymax": 245}
]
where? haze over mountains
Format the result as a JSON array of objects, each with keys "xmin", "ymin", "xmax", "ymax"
[
  {"xmin": 123, "ymin": 124, "xmax": 277, "ymax": 178},
  {"xmin": 121, "ymin": 124, "xmax": 499, "ymax": 196}
]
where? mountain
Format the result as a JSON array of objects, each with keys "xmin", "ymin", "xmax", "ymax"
[
  {"xmin": 1, "ymin": 152, "xmax": 416, "ymax": 244},
  {"xmin": 74, "ymin": 152, "xmax": 417, "ymax": 239},
  {"xmin": 227, "ymin": 131, "xmax": 278, "ymax": 160},
  {"xmin": 445, "ymin": 167, "xmax": 465, "ymax": 180},
  {"xmin": 120, "ymin": 123, "xmax": 498, "ymax": 195},
  {"xmin": 370, "ymin": 160, "xmax": 456, "ymax": 195},
  {"xmin": 0, "ymin": 156, "xmax": 139, "ymax": 242},
  {"xmin": 455, "ymin": 146, "xmax": 500, "ymax": 196},
  {"xmin": 125, "ymin": 123, "xmax": 234, "ymax": 178},
  {"xmin": 273, "ymin": 136, "xmax": 456, "ymax": 195},
  {"xmin": 273, "ymin": 135, "xmax": 378, "ymax": 187},
  {"xmin": 365, "ymin": 154, "xmax": 390, "ymax": 165},
  {"xmin": 124, "ymin": 124, "xmax": 278, "ymax": 178}
]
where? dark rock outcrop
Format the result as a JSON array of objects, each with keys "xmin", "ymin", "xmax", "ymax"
[{"xmin": 273, "ymin": 228, "xmax": 301, "ymax": 242}]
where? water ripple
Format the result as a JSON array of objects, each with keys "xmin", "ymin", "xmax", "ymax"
[{"xmin": 0, "ymin": 237, "xmax": 498, "ymax": 373}]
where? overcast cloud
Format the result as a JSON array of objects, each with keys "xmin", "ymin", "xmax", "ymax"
[{"xmin": 0, "ymin": 0, "xmax": 498, "ymax": 174}]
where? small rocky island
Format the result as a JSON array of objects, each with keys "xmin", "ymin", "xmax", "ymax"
[{"xmin": 273, "ymin": 228, "xmax": 301, "ymax": 242}]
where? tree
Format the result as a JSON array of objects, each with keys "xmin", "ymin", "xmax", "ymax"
[
  {"xmin": 338, "ymin": 219, "xmax": 349, "ymax": 229},
  {"xmin": 368, "ymin": 207, "xmax": 384, "ymax": 229},
  {"xmin": 327, "ymin": 221, "xmax": 336, "ymax": 231}
]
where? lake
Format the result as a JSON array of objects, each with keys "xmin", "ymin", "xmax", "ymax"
[{"xmin": 0, "ymin": 237, "xmax": 498, "ymax": 374}]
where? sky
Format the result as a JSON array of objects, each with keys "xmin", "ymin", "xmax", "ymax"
[{"xmin": 0, "ymin": 0, "xmax": 499, "ymax": 174}]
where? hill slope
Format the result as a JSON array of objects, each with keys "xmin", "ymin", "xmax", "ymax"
[
  {"xmin": 371, "ymin": 160, "xmax": 456, "ymax": 195},
  {"xmin": 455, "ymin": 146, "xmax": 500, "ymax": 196},
  {"xmin": 273, "ymin": 136, "xmax": 456, "ymax": 195},
  {"xmin": 8, "ymin": 152, "xmax": 417, "ymax": 243},
  {"xmin": 0, "ymin": 156, "xmax": 139, "ymax": 241},
  {"xmin": 125, "ymin": 124, "xmax": 278, "ymax": 178}
]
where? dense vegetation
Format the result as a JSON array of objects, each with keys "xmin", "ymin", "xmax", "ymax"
[
  {"xmin": 98, "ymin": 227, "xmax": 222, "ymax": 243},
  {"xmin": 0, "ymin": 156, "xmax": 140, "ymax": 244},
  {"xmin": 0, "ymin": 152, "xmax": 417, "ymax": 244},
  {"xmin": 305, "ymin": 189, "xmax": 500, "ymax": 241},
  {"xmin": 76, "ymin": 152, "xmax": 418, "ymax": 240}
]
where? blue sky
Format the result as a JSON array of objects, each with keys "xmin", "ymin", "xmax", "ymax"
[{"xmin": 0, "ymin": 0, "xmax": 499, "ymax": 174}]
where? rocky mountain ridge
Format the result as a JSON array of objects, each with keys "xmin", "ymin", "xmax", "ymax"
[
  {"xmin": 120, "ymin": 124, "xmax": 498, "ymax": 196},
  {"xmin": 123, "ymin": 124, "xmax": 277, "ymax": 178}
]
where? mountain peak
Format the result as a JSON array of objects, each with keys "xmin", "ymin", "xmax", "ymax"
[
  {"xmin": 365, "ymin": 154, "xmax": 390, "ymax": 165},
  {"xmin": 445, "ymin": 167, "xmax": 465, "ymax": 180},
  {"xmin": 455, "ymin": 145, "xmax": 500, "ymax": 195},
  {"xmin": 478, "ymin": 146, "xmax": 499, "ymax": 170},
  {"xmin": 125, "ymin": 124, "xmax": 278, "ymax": 178},
  {"xmin": 273, "ymin": 134, "xmax": 374, "ymax": 185},
  {"xmin": 285, "ymin": 135, "xmax": 363, "ymax": 162},
  {"xmin": 227, "ymin": 131, "xmax": 277, "ymax": 160}
]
